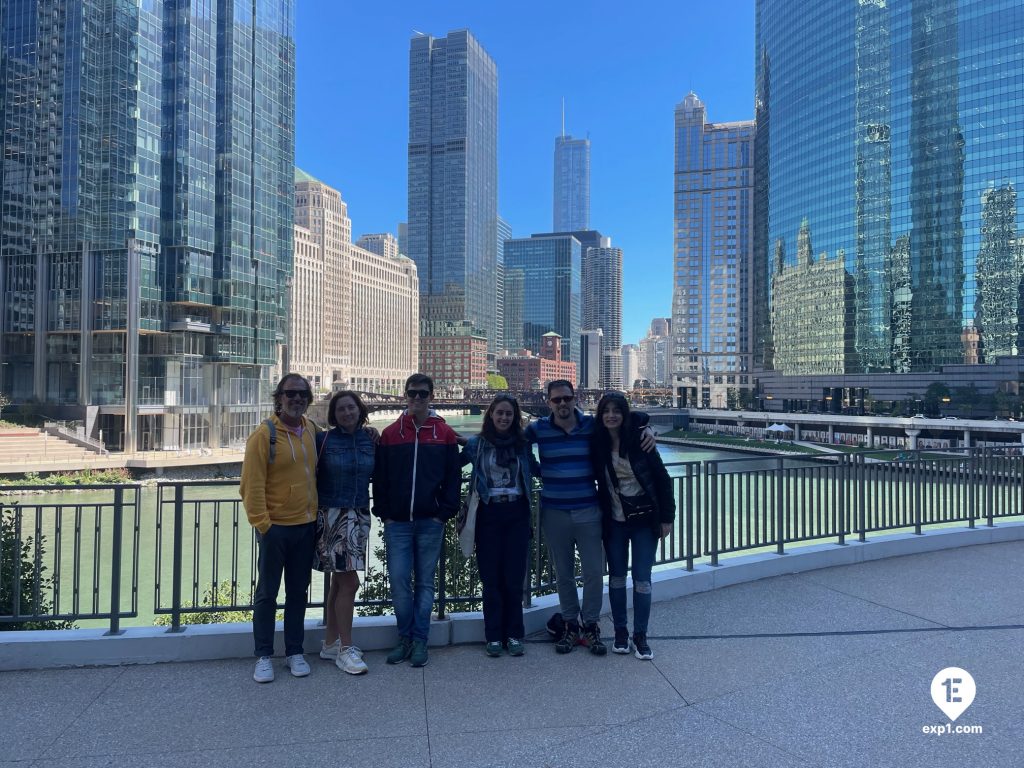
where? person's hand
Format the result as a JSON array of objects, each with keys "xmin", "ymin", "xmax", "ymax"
[
  {"xmin": 364, "ymin": 426, "xmax": 381, "ymax": 445},
  {"xmin": 640, "ymin": 426, "xmax": 657, "ymax": 452},
  {"xmin": 660, "ymin": 523, "xmax": 672, "ymax": 539},
  {"xmin": 455, "ymin": 432, "xmax": 468, "ymax": 447}
]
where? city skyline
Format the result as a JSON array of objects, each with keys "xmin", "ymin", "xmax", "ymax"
[{"xmin": 294, "ymin": 1, "xmax": 755, "ymax": 345}]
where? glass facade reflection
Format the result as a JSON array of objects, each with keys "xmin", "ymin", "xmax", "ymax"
[
  {"xmin": 0, "ymin": 0, "xmax": 294, "ymax": 451},
  {"xmin": 503, "ymin": 235, "xmax": 582, "ymax": 367},
  {"xmin": 756, "ymin": 0, "xmax": 1024, "ymax": 376},
  {"xmin": 407, "ymin": 30, "xmax": 499, "ymax": 357}
]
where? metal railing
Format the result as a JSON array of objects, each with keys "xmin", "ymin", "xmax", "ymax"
[
  {"xmin": 0, "ymin": 484, "xmax": 140, "ymax": 633},
  {"xmin": 2, "ymin": 446, "xmax": 1023, "ymax": 634}
]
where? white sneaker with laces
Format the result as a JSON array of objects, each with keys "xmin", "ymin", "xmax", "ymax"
[
  {"xmin": 320, "ymin": 639, "xmax": 340, "ymax": 660},
  {"xmin": 337, "ymin": 645, "xmax": 369, "ymax": 675},
  {"xmin": 285, "ymin": 653, "xmax": 311, "ymax": 677},
  {"xmin": 253, "ymin": 656, "xmax": 274, "ymax": 683}
]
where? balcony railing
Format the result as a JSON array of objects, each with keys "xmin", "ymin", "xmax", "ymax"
[{"xmin": 2, "ymin": 447, "xmax": 1023, "ymax": 634}]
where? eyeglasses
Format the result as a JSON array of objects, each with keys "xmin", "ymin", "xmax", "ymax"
[
  {"xmin": 281, "ymin": 389, "xmax": 310, "ymax": 400},
  {"xmin": 406, "ymin": 389, "xmax": 431, "ymax": 399},
  {"xmin": 549, "ymin": 395, "xmax": 575, "ymax": 405}
]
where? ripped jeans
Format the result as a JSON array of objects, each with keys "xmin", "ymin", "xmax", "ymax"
[{"xmin": 604, "ymin": 518, "xmax": 659, "ymax": 635}]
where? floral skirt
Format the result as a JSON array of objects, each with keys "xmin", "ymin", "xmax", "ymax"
[{"xmin": 313, "ymin": 506, "xmax": 370, "ymax": 573}]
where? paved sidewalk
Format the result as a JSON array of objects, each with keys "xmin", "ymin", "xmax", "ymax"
[{"xmin": 3, "ymin": 541, "xmax": 1022, "ymax": 768}]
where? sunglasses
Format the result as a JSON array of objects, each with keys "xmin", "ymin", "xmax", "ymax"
[
  {"xmin": 549, "ymin": 395, "xmax": 575, "ymax": 405},
  {"xmin": 281, "ymin": 389, "xmax": 310, "ymax": 400},
  {"xmin": 406, "ymin": 389, "xmax": 431, "ymax": 399}
]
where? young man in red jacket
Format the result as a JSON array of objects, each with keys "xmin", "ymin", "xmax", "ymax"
[{"xmin": 373, "ymin": 373, "xmax": 462, "ymax": 668}]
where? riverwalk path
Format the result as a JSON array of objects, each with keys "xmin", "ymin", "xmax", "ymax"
[{"xmin": 3, "ymin": 540, "xmax": 1021, "ymax": 767}]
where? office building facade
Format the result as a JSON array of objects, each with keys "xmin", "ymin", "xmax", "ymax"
[
  {"xmin": 407, "ymin": 30, "xmax": 499, "ymax": 357},
  {"xmin": 755, "ymin": 0, "xmax": 1024, "ymax": 385},
  {"xmin": 498, "ymin": 333, "xmax": 576, "ymax": 392},
  {"xmin": 504, "ymin": 234, "xmax": 582, "ymax": 367},
  {"xmin": 583, "ymin": 246, "xmax": 623, "ymax": 388},
  {"xmin": 0, "ymin": 0, "xmax": 295, "ymax": 451},
  {"xmin": 672, "ymin": 92, "xmax": 754, "ymax": 409},
  {"xmin": 292, "ymin": 172, "xmax": 418, "ymax": 394},
  {"xmin": 553, "ymin": 135, "xmax": 590, "ymax": 231}
]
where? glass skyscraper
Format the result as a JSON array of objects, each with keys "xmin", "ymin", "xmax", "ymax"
[
  {"xmin": 0, "ymin": 0, "xmax": 295, "ymax": 451},
  {"xmin": 553, "ymin": 134, "xmax": 590, "ymax": 231},
  {"xmin": 407, "ymin": 30, "xmax": 499, "ymax": 357},
  {"xmin": 504, "ymin": 234, "xmax": 582, "ymax": 366},
  {"xmin": 672, "ymin": 92, "xmax": 754, "ymax": 409},
  {"xmin": 756, "ymin": 0, "xmax": 1024, "ymax": 377}
]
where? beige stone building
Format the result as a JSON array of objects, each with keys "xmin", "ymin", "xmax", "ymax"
[{"xmin": 290, "ymin": 169, "xmax": 418, "ymax": 394}]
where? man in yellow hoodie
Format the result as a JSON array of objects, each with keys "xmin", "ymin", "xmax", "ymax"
[{"xmin": 240, "ymin": 373, "xmax": 319, "ymax": 683}]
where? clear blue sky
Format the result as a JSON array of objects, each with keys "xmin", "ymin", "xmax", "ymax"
[{"xmin": 295, "ymin": 1, "xmax": 755, "ymax": 346}]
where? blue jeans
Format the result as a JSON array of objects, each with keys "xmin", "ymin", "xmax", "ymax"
[
  {"xmin": 605, "ymin": 519, "xmax": 658, "ymax": 635},
  {"xmin": 384, "ymin": 519, "xmax": 446, "ymax": 642}
]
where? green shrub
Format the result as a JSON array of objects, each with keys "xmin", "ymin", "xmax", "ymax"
[
  {"xmin": 0, "ymin": 503, "xmax": 75, "ymax": 630},
  {"xmin": 153, "ymin": 582, "xmax": 260, "ymax": 626}
]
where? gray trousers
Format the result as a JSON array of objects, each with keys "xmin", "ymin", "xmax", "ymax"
[{"xmin": 541, "ymin": 505, "xmax": 605, "ymax": 625}]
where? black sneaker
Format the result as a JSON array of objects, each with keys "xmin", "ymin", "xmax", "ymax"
[
  {"xmin": 583, "ymin": 623, "xmax": 607, "ymax": 656},
  {"xmin": 546, "ymin": 612, "xmax": 565, "ymax": 640},
  {"xmin": 555, "ymin": 621, "xmax": 580, "ymax": 654},
  {"xmin": 633, "ymin": 632, "xmax": 653, "ymax": 660},
  {"xmin": 612, "ymin": 627, "xmax": 630, "ymax": 654}
]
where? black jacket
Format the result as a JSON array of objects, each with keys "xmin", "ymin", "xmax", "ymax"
[{"xmin": 591, "ymin": 436, "xmax": 676, "ymax": 535}]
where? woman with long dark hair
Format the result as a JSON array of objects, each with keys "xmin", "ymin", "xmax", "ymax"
[
  {"xmin": 591, "ymin": 392, "xmax": 675, "ymax": 660},
  {"xmin": 462, "ymin": 395, "xmax": 536, "ymax": 657},
  {"xmin": 313, "ymin": 390, "xmax": 374, "ymax": 674}
]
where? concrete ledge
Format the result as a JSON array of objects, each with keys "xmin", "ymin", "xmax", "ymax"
[{"xmin": 3, "ymin": 521, "xmax": 1023, "ymax": 671}]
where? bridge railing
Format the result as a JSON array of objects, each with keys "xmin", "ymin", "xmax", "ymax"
[{"xmin": 2, "ymin": 446, "xmax": 1022, "ymax": 632}]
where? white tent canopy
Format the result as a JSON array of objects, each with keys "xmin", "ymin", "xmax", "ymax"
[{"xmin": 765, "ymin": 423, "xmax": 794, "ymax": 433}]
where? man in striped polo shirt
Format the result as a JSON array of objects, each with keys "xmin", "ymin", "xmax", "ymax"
[{"xmin": 526, "ymin": 380, "xmax": 654, "ymax": 655}]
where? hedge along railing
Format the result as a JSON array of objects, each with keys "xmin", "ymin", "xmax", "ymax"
[{"xmin": 3, "ymin": 446, "xmax": 1024, "ymax": 634}]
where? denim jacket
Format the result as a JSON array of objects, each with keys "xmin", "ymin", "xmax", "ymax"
[
  {"xmin": 462, "ymin": 435, "xmax": 538, "ymax": 510},
  {"xmin": 315, "ymin": 427, "xmax": 375, "ymax": 508}
]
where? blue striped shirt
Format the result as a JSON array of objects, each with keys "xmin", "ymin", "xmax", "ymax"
[{"xmin": 526, "ymin": 411, "xmax": 598, "ymax": 510}]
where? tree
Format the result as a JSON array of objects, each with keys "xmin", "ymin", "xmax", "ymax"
[
  {"xmin": 486, "ymin": 373, "xmax": 508, "ymax": 390},
  {"xmin": 0, "ymin": 392, "xmax": 9, "ymax": 422},
  {"xmin": 0, "ymin": 503, "xmax": 74, "ymax": 630},
  {"xmin": 924, "ymin": 382, "xmax": 951, "ymax": 416}
]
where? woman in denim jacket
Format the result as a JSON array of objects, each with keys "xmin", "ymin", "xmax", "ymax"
[
  {"xmin": 314, "ymin": 390, "xmax": 375, "ymax": 674},
  {"xmin": 462, "ymin": 395, "xmax": 537, "ymax": 657}
]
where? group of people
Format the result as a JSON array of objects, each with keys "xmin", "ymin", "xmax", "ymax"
[{"xmin": 239, "ymin": 371, "xmax": 676, "ymax": 683}]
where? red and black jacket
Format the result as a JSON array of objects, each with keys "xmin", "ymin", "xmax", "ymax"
[{"xmin": 372, "ymin": 411, "xmax": 462, "ymax": 522}]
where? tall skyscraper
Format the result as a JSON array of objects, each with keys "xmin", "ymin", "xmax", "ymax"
[
  {"xmin": 503, "ymin": 234, "xmax": 582, "ymax": 367},
  {"xmin": 583, "ymin": 247, "xmax": 623, "ymax": 388},
  {"xmin": 0, "ymin": 1, "xmax": 295, "ymax": 452},
  {"xmin": 672, "ymin": 93, "xmax": 754, "ymax": 409},
  {"xmin": 407, "ymin": 30, "xmax": 499, "ymax": 356},
  {"xmin": 756, "ymin": 0, "xmax": 1024, "ymax": 382},
  {"xmin": 553, "ymin": 133, "xmax": 590, "ymax": 231},
  {"xmin": 497, "ymin": 216, "xmax": 512, "ymax": 353}
]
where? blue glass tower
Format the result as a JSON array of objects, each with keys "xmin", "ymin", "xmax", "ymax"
[
  {"xmin": 407, "ymin": 30, "xmax": 499, "ymax": 357},
  {"xmin": 504, "ymin": 235, "xmax": 582, "ymax": 365},
  {"xmin": 756, "ymin": 0, "xmax": 1024, "ymax": 376},
  {"xmin": 0, "ymin": 0, "xmax": 295, "ymax": 451},
  {"xmin": 553, "ymin": 134, "xmax": 590, "ymax": 232}
]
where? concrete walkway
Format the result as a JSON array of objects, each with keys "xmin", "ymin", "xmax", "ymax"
[{"xmin": 3, "ymin": 541, "xmax": 1022, "ymax": 768}]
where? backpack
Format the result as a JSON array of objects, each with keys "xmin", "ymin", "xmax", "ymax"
[{"xmin": 264, "ymin": 417, "xmax": 320, "ymax": 466}]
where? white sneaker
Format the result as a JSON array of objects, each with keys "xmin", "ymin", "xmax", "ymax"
[
  {"xmin": 336, "ymin": 645, "xmax": 369, "ymax": 675},
  {"xmin": 320, "ymin": 639, "xmax": 340, "ymax": 660},
  {"xmin": 285, "ymin": 654, "xmax": 311, "ymax": 677},
  {"xmin": 253, "ymin": 656, "xmax": 274, "ymax": 683}
]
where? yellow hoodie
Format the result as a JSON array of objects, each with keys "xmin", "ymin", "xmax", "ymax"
[{"xmin": 239, "ymin": 414, "xmax": 319, "ymax": 534}]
